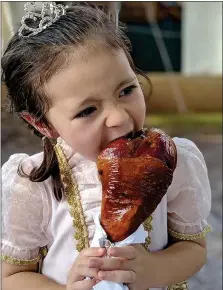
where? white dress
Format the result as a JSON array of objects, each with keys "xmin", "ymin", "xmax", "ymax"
[{"xmin": 1, "ymin": 137, "xmax": 211, "ymax": 290}]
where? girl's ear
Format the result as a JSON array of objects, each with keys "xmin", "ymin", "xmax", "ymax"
[{"xmin": 20, "ymin": 111, "xmax": 59, "ymax": 139}]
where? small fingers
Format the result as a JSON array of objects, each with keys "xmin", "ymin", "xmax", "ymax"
[
  {"xmin": 69, "ymin": 279, "xmax": 97, "ymax": 290},
  {"xmin": 98, "ymin": 270, "xmax": 136, "ymax": 284},
  {"xmin": 127, "ymin": 284, "xmax": 136, "ymax": 290},
  {"xmin": 67, "ymin": 248, "xmax": 105, "ymax": 284},
  {"xmin": 89, "ymin": 257, "xmax": 132, "ymax": 271},
  {"xmin": 79, "ymin": 265, "xmax": 99, "ymax": 279},
  {"xmin": 81, "ymin": 247, "xmax": 106, "ymax": 258},
  {"xmin": 67, "ymin": 264, "xmax": 99, "ymax": 284},
  {"xmin": 107, "ymin": 246, "xmax": 136, "ymax": 260}
]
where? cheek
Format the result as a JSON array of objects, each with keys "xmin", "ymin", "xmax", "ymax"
[
  {"xmin": 47, "ymin": 113, "xmax": 77, "ymax": 148},
  {"xmin": 46, "ymin": 110, "xmax": 92, "ymax": 155},
  {"xmin": 58, "ymin": 121, "xmax": 101, "ymax": 159},
  {"xmin": 131, "ymin": 90, "xmax": 146, "ymax": 126}
]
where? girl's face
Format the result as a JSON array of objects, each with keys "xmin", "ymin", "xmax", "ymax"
[{"xmin": 46, "ymin": 48, "xmax": 146, "ymax": 161}]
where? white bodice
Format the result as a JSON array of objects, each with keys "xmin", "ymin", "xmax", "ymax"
[{"xmin": 1, "ymin": 137, "xmax": 211, "ymax": 290}]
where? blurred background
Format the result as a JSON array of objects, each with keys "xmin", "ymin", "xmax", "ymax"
[{"xmin": 1, "ymin": 1, "xmax": 222, "ymax": 289}]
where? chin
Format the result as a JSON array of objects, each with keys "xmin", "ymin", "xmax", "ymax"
[
  {"xmin": 90, "ymin": 156, "xmax": 98, "ymax": 162},
  {"xmin": 83, "ymin": 152, "xmax": 99, "ymax": 162}
]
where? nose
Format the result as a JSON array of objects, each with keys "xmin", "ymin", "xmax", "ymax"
[{"xmin": 105, "ymin": 105, "xmax": 130, "ymax": 128}]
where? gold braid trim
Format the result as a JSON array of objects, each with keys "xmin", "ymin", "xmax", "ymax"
[
  {"xmin": 166, "ymin": 225, "xmax": 211, "ymax": 289},
  {"xmin": 168, "ymin": 225, "xmax": 211, "ymax": 241},
  {"xmin": 143, "ymin": 215, "xmax": 153, "ymax": 251},
  {"xmin": 54, "ymin": 143, "xmax": 89, "ymax": 252},
  {"xmin": 167, "ymin": 281, "xmax": 189, "ymax": 290},
  {"xmin": 1, "ymin": 246, "xmax": 47, "ymax": 266},
  {"xmin": 142, "ymin": 215, "xmax": 153, "ymax": 290},
  {"xmin": 1, "ymin": 254, "xmax": 42, "ymax": 265},
  {"xmin": 40, "ymin": 246, "xmax": 48, "ymax": 257}
]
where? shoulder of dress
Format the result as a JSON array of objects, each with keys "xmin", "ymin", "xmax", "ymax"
[
  {"xmin": 2, "ymin": 151, "xmax": 44, "ymax": 176},
  {"xmin": 172, "ymin": 137, "xmax": 205, "ymax": 164}
]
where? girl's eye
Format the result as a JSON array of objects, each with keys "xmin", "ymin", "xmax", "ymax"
[
  {"xmin": 119, "ymin": 85, "xmax": 137, "ymax": 97},
  {"xmin": 75, "ymin": 106, "xmax": 97, "ymax": 118}
]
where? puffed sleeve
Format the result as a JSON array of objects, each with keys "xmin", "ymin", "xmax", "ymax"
[
  {"xmin": 1, "ymin": 153, "xmax": 51, "ymax": 265},
  {"xmin": 167, "ymin": 138, "xmax": 211, "ymax": 240}
]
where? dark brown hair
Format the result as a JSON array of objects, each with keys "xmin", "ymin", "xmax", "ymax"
[{"xmin": 2, "ymin": 3, "xmax": 151, "ymax": 201}]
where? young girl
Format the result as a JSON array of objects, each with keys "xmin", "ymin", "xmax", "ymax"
[{"xmin": 1, "ymin": 3, "xmax": 211, "ymax": 290}]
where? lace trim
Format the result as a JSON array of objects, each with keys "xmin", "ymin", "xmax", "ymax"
[
  {"xmin": 168, "ymin": 225, "xmax": 211, "ymax": 241},
  {"xmin": 54, "ymin": 143, "xmax": 89, "ymax": 252},
  {"xmin": 167, "ymin": 281, "xmax": 188, "ymax": 290},
  {"xmin": 143, "ymin": 215, "xmax": 153, "ymax": 251},
  {"xmin": 1, "ymin": 247, "xmax": 47, "ymax": 266}
]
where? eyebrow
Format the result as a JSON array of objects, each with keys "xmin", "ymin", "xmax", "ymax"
[
  {"xmin": 115, "ymin": 76, "xmax": 137, "ymax": 92},
  {"xmin": 76, "ymin": 76, "xmax": 137, "ymax": 108}
]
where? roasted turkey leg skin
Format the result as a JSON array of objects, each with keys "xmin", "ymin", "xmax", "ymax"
[{"xmin": 97, "ymin": 128, "xmax": 177, "ymax": 243}]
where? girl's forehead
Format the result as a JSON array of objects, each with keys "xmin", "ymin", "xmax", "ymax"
[{"xmin": 45, "ymin": 47, "xmax": 134, "ymax": 103}]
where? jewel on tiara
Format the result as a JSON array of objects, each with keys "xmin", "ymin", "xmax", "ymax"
[{"xmin": 18, "ymin": 1, "xmax": 68, "ymax": 38}]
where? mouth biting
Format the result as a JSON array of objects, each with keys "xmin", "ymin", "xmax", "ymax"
[
  {"xmin": 100, "ymin": 130, "xmax": 137, "ymax": 152},
  {"xmin": 109, "ymin": 129, "xmax": 142, "ymax": 144}
]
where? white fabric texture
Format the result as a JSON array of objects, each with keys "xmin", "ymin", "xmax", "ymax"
[
  {"xmin": 167, "ymin": 138, "xmax": 211, "ymax": 234},
  {"xmin": 1, "ymin": 153, "xmax": 51, "ymax": 260},
  {"xmin": 1, "ymin": 137, "xmax": 211, "ymax": 289}
]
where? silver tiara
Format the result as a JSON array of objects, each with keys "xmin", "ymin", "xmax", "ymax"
[{"xmin": 18, "ymin": 2, "xmax": 68, "ymax": 38}]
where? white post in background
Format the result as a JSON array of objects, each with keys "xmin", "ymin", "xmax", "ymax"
[
  {"xmin": 182, "ymin": 2, "xmax": 222, "ymax": 76},
  {"xmin": 1, "ymin": 2, "xmax": 14, "ymax": 52},
  {"xmin": 2, "ymin": 2, "xmax": 25, "ymax": 32},
  {"xmin": 1, "ymin": 2, "xmax": 26, "ymax": 51}
]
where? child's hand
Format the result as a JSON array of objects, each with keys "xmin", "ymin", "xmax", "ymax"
[
  {"xmin": 66, "ymin": 247, "xmax": 106, "ymax": 290},
  {"xmin": 88, "ymin": 244, "xmax": 154, "ymax": 290}
]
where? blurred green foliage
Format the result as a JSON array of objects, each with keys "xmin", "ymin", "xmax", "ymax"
[{"xmin": 145, "ymin": 113, "xmax": 222, "ymax": 136}]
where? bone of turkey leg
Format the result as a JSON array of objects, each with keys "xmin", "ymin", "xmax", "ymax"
[{"xmin": 97, "ymin": 128, "xmax": 177, "ymax": 243}]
